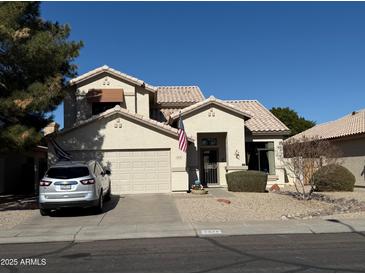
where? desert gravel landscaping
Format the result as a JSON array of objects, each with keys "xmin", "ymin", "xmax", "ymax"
[
  {"xmin": 0, "ymin": 210, "xmax": 37, "ymax": 230},
  {"xmin": 174, "ymin": 191, "xmax": 334, "ymax": 223},
  {"xmin": 0, "ymin": 195, "xmax": 38, "ymax": 229},
  {"xmin": 323, "ymin": 190, "xmax": 365, "ymax": 202},
  {"xmin": 174, "ymin": 188, "xmax": 365, "ymax": 223}
]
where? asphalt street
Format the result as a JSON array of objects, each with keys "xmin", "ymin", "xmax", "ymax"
[{"xmin": 0, "ymin": 232, "xmax": 365, "ymax": 272}]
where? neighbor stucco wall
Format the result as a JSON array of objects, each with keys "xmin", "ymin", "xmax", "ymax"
[
  {"xmin": 284, "ymin": 135, "xmax": 365, "ymax": 188},
  {"xmin": 49, "ymin": 113, "xmax": 189, "ymax": 192},
  {"xmin": 182, "ymin": 105, "xmax": 247, "ymax": 186},
  {"xmin": 0, "ymin": 151, "xmax": 47, "ymax": 194},
  {"xmin": 64, "ymin": 73, "xmax": 152, "ymax": 128},
  {"xmin": 332, "ymin": 136, "xmax": 365, "ymax": 187}
]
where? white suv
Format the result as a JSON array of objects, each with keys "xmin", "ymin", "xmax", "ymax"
[{"xmin": 39, "ymin": 160, "xmax": 111, "ymax": 216}]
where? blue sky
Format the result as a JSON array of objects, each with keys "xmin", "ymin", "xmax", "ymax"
[{"xmin": 41, "ymin": 2, "xmax": 365, "ymax": 128}]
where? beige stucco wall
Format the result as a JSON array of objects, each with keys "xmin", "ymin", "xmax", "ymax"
[
  {"xmin": 182, "ymin": 105, "xmax": 247, "ymax": 186},
  {"xmin": 246, "ymin": 135, "xmax": 286, "ymax": 187},
  {"xmin": 136, "ymin": 87, "xmax": 150, "ymax": 118},
  {"xmin": 64, "ymin": 73, "xmax": 151, "ymax": 128},
  {"xmin": 49, "ymin": 113, "xmax": 189, "ymax": 192}
]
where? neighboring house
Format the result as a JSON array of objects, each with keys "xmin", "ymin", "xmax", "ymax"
[
  {"xmin": 289, "ymin": 109, "xmax": 365, "ymax": 187},
  {"xmin": 48, "ymin": 65, "xmax": 290, "ymax": 194},
  {"xmin": 0, "ymin": 146, "xmax": 48, "ymax": 194}
]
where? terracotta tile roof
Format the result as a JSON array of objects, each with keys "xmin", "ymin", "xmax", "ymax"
[
  {"xmin": 69, "ymin": 65, "xmax": 157, "ymax": 92},
  {"xmin": 169, "ymin": 96, "xmax": 252, "ymax": 121},
  {"xmin": 57, "ymin": 105, "xmax": 194, "ymax": 142},
  {"xmin": 156, "ymin": 86, "xmax": 205, "ymax": 105},
  {"xmin": 226, "ymin": 100, "xmax": 290, "ymax": 134},
  {"xmin": 289, "ymin": 109, "xmax": 365, "ymax": 140}
]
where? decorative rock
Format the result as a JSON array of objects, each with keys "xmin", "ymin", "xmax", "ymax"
[
  {"xmin": 269, "ymin": 184, "xmax": 280, "ymax": 192},
  {"xmin": 217, "ymin": 199, "xmax": 231, "ymax": 205}
]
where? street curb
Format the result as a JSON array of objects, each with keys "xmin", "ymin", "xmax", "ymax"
[{"xmin": 1, "ymin": 218, "xmax": 365, "ymax": 245}]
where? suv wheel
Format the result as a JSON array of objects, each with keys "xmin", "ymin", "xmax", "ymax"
[
  {"xmin": 105, "ymin": 184, "xmax": 111, "ymax": 201},
  {"xmin": 40, "ymin": 208, "xmax": 50, "ymax": 216},
  {"xmin": 94, "ymin": 191, "xmax": 103, "ymax": 214}
]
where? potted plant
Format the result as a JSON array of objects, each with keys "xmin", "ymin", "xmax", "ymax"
[{"xmin": 191, "ymin": 180, "xmax": 208, "ymax": 195}]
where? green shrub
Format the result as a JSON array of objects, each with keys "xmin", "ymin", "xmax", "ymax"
[
  {"xmin": 226, "ymin": 170, "xmax": 268, "ymax": 192},
  {"xmin": 313, "ymin": 164, "xmax": 355, "ymax": 192}
]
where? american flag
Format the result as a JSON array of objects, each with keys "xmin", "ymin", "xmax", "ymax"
[
  {"xmin": 178, "ymin": 113, "xmax": 188, "ymax": 152},
  {"xmin": 50, "ymin": 137, "xmax": 72, "ymax": 161}
]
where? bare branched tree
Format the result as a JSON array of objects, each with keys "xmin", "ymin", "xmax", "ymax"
[{"xmin": 281, "ymin": 136, "xmax": 343, "ymax": 199}]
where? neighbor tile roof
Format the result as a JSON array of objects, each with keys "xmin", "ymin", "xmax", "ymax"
[
  {"xmin": 290, "ymin": 109, "xmax": 365, "ymax": 140},
  {"xmin": 226, "ymin": 100, "xmax": 290, "ymax": 134},
  {"xmin": 156, "ymin": 86, "xmax": 205, "ymax": 105},
  {"xmin": 69, "ymin": 65, "xmax": 157, "ymax": 92}
]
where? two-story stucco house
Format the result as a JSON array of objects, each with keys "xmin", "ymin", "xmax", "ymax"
[{"xmin": 48, "ymin": 65, "xmax": 290, "ymax": 194}]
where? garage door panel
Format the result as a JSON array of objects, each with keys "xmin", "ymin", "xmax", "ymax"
[
  {"xmin": 157, "ymin": 151, "xmax": 169, "ymax": 156},
  {"xmin": 158, "ymin": 185, "xmax": 170, "ymax": 192},
  {"xmin": 71, "ymin": 149, "xmax": 171, "ymax": 194},
  {"xmin": 158, "ymin": 173, "xmax": 170, "ymax": 179},
  {"xmin": 118, "ymin": 162, "xmax": 131, "ymax": 169}
]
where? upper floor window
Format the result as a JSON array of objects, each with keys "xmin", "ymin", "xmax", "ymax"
[
  {"xmin": 86, "ymin": 89, "xmax": 124, "ymax": 116},
  {"xmin": 92, "ymin": 102, "xmax": 120, "ymax": 115}
]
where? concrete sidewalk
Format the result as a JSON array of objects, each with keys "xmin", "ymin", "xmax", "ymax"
[{"xmin": 1, "ymin": 217, "xmax": 365, "ymax": 244}]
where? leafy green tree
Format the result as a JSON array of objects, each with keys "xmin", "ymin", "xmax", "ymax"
[
  {"xmin": 270, "ymin": 107, "xmax": 316, "ymax": 137},
  {"xmin": 0, "ymin": 2, "xmax": 83, "ymax": 152}
]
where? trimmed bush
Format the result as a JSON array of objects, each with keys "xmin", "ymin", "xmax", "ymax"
[
  {"xmin": 226, "ymin": 170, "xmax": 268, "ymax": 192},
  {"xmin": 313, "ymin": 164, "xmax": 355, "ymax": 192}
]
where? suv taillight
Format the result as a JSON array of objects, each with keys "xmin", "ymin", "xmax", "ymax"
[
  {"xmin": 80, "ymin": 179, "xmax": 95, "ymax": 185},
  {"xmin": 40, "ymin": 180, "xmax": 52, "ymax": 186}
]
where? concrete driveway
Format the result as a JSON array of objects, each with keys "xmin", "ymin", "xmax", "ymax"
[{"xmin": 16, "ymin": 194, "xmax": 184, "ymax": 229}]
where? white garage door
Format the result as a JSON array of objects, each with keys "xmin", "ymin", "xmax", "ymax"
[{"xmin": 70, "ymin": 149, "xmax": 171, "ymax": 194}]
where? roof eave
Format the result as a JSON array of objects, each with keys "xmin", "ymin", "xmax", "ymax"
[
  {"xmin": 250, "ymin": 130, "xmax": 291, "ymax": 136},
  {"xmin": 54, "ymin": 107, "xmax": 194, "ymax": 142},
  {"xmin": 69, "ymin": 66, "xmax": 157, "ymax": 93},
  {"xmin": 170, "ymin": 100, "xmax": 252, "ymax": 121},
  {"xmin": 155, "ymin": 102, "xmax": 199, "ymax": 108},
  {"xmin": 291, "ymin": 131, "xmax": 365, "ymax": 142}
]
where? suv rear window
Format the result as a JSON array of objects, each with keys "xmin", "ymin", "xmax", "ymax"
[{"xmin": 46, "ymin": 167, "xmax": 90, "ymax": 179}]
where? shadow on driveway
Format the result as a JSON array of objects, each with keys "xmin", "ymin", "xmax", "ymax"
[
  {"xmin": 0, "ymin": 194, "xmax": 38, "ymax": 211},
  {"xmin": 47, "ymin": 195, "xmax": 121, "ymax": 217}
]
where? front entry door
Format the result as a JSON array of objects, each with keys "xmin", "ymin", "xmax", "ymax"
[{"xmin": 200, "ymin": 149, "xmax": 218, "ymax": 186}]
